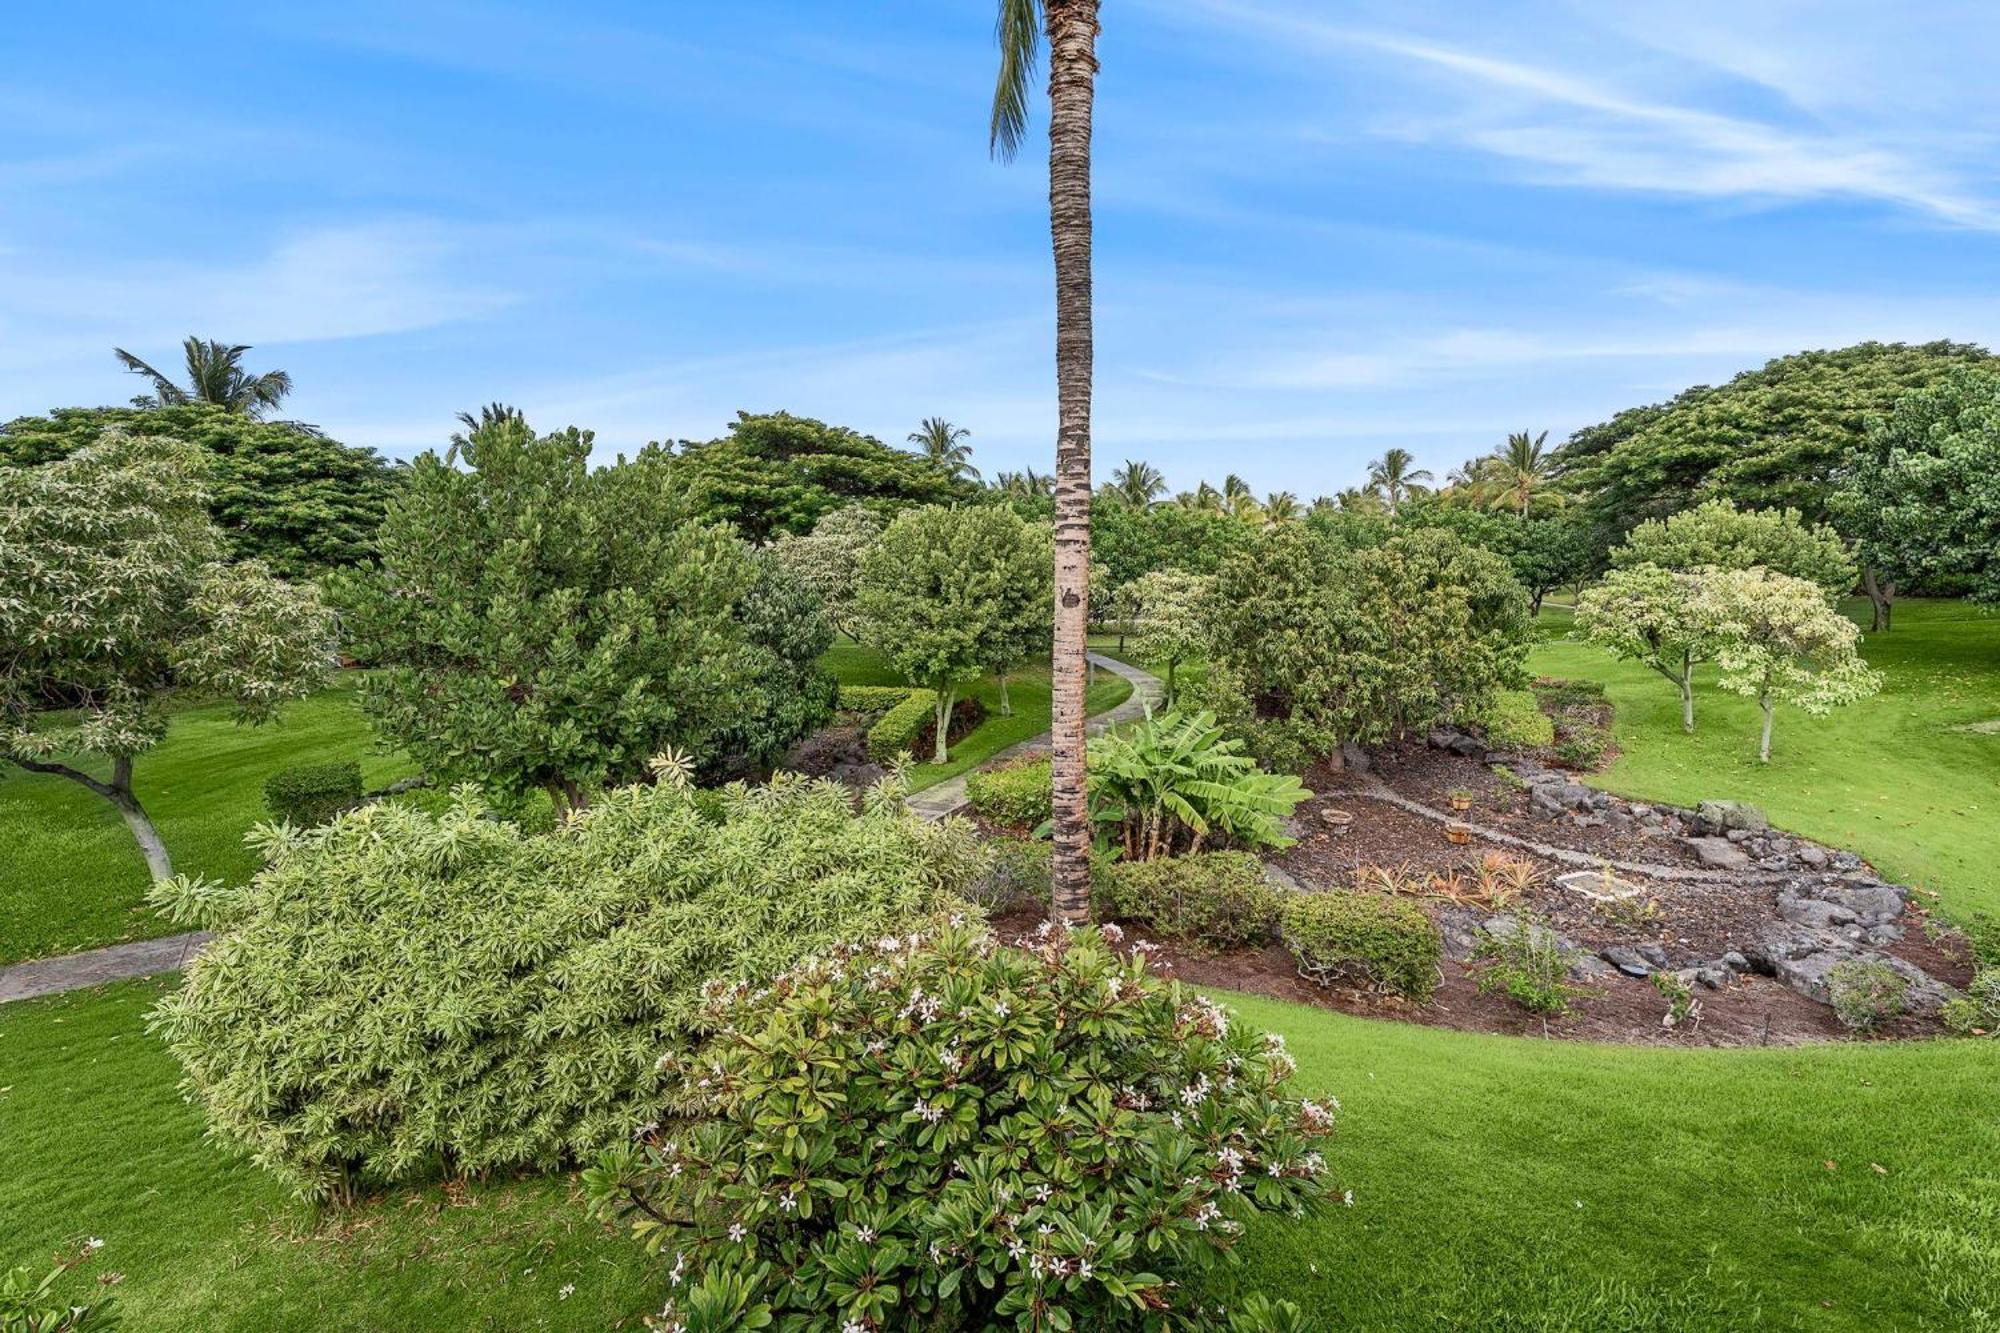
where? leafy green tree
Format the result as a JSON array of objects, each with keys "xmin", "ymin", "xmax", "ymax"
[
  {"xmin": 1206, "ymin": 525, "xmax": 1529, "ymax": 767},
  {"xmin": 1611, "ymin": 499, "xmax": 1857, "ymax": 600},
  {"xmin": 1366, "ymin": 447, "xmax": 1433, "ymax": 514},
  {"xmin": 1508, "ymin": 513, "xmax": 1599, "ymax": 614},
  {"xmin": 853, "ymin": 505, "xmax": 1050, "ymax": 761},
  {"xmin": 1119, "ymin": 568, "xmax": 1211, "ymax": 705},
  {"xmin": 331, "ymin": 415, "xmax": 833, "ymax": 812},
  {"xmin": 1840, "ymin": 369, "xmax": 2000, "ymax": 609},
  {"xmin": 908, "ymin": 416, "xmax": 979, "ymax": 480},
  {"xmin": 1106, "ymin": 458, "xmax": 1166, "ymax": 508},
  {"xmin": 1090, "ymin": 499, "xmax": 1256, "ymax": 593},
  {"xmin": 0, "ymin": 404, "xmax": 395, "ymax": 577},
  {"xmin": 114, "ymin": 337, "xmax": 293, "ymax": 416},
  {"xmin": 1700, "ymin": 567, "xmax": 1882, "ymax": 762},
  {"xmin": 1574, "ymin": 565, "xmax": 1720, "ymax": 733},
  {"xmin": 1, "ymin": 432, "xmax": 333, "ymax": 879},
  {"xmin": 770, "ymin": 504, "xmax": 881, "ymax": 640},
  {"xmin": 660, "ymin": 410, "xmax": 976, "ymax": 543}
]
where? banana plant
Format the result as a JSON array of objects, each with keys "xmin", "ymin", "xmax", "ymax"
[{"xmin": 1085, "ymin": 708, "xmax": 1310, "ymax": 861}]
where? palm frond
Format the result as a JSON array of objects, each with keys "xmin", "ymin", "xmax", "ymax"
[{"xmin": 989, "ymin": 0, "xmax": 1043, "ymax": 161}]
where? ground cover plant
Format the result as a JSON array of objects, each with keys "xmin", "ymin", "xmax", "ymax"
[
  {"xmin": 8, "ymin": 976, "xmax": 1997, "ymax": 1330},
  {"xmin": 148, "ymin": 770, "xmax": 985, "ymax": 1200},
  {"xmin": 1531, "ymin": 597, "xmax": 2000, "ymax": 919},
  {"xmin": 586, "ymin": 922, "xmax": 1334, "ymax": 1330}
]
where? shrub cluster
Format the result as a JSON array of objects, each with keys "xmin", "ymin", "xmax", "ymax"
[
  {"xmin": 263, "ymin": 760, "xmax": 364, "ymax": 828},
  {"xmin": 1281, "ymin": 892, "xmax": 1440, "ymax": 1001},
  {"xmin": 836, "ymin": 684, "xmax": 918, "ymax": 721},
  {"xmin": 584, "ymin": 922, "xmax": 1335, "ymax": 1332},
  {"xmin": 1472, "ymin": 914, "xmax": 1587, "ymax": 1017},
  {"xmin": 865, "ymin": 688, "xmax": 938, "ymax": 760},
  {"xmin": 965, "ymin": 835, "xmax": 1056, "ymax": 915},
  {"xmin": 1942, "ymin": 970, "xmax": 1999, "ymax": 1036},
  {"xmin": 1090, "ymin": 709, "xmax": 1310, "ymax": 860},
  {"xmin": 1826, "ymin": 960, "xmax": 1909, "ymax": 1033},
  {"xmin": 1474, "ymin": 689, "xmax": 1554, "ymax": 751},
  {"xmin": 148, "ymin": 772, "xmax": 985, "ymax": 1200},
  {"xmin": 1099, "ymin": 852, "xmax": 1284, "ymax": 950},
  {"xmin": 965, "ymin": 756, "xmax": 1053, "ymax": 828}
]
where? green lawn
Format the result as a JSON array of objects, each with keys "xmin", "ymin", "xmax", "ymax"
[
  {"xmin": 1531, "ymin": 597, "xmax": 2000, "ymax": 922},
  {"xmin": 0, "ymin": 680, "xmax": 415, "ymax": 967},
  {"xmin": 4, "ymin": 979, "xmax": 1992, "ymax": 1331},
  {"xmin": 822, "ymin": 638, "xmax": 1133, "ymax": 789}
]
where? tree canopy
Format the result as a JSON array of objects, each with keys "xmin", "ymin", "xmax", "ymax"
[
  {"xmin": 331, "ymin": 415, "xmax": 834, "ymax": 809},
  {"xmin": 658, "ymin": 411, "xmax": 979, "ymax": 543},
  {"xmin": 1701, "ymin": 567, "xmax": 1881, "ymax": 762},
  {"xmin": 0, "ymin": 404, "xmax": 395, "ymax": 578},
  {"xmin": 1610, "ymin": 500, "xmax": 1857, "ymax": 599}
]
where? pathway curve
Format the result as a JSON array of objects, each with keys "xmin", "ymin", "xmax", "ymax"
[
  {"xmin": 2, "ymin": 654, "xmax": 1166, "ymax": 1004},
  {"xmin": 905, "ymin": 653, "xmax": 1164, "ymax": 821}
]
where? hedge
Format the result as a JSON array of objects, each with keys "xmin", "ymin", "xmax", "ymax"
[
  {"xmin": 837, "ymin": 685, "xmax": 920, "ymax": 721},
  {"xmin": 1282, "ymin": 890, "xmax": 1441, "ymax": 1001},
  {"xmin": 866, "ymin": 688, "xmax": 939, "ymax": 761},
  {"xmin": 1099, "ymin": 851, "xmax": 1284, "ymax": 950},
  {"xmin": 964, "ymin": 757, "xmax": 1053, "ymax": 828},
  {"xmin": 1476, "ymin": 688, "xmax": 1555, "ymax": 751},
  {"xmin": 263, "ymin": 761, "xmax": 363, "ymax": 828}
]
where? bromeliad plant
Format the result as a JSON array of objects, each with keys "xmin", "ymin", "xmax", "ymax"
[
  {"xmin": 585, "ymin": 921, "xmax": 1336, "ymax": 1332},
  {"xmin": 1087, "ymin": 709, "xmax": 1309, "ymax": 861}
]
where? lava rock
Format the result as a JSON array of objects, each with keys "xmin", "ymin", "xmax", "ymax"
[
  {"xmin": 1687, "ymin": 836, "xmax": 1751, "ymax": 870},
  {"xmin": 1698, "ymin": 799, "xmax": 1769, "ymax": 833},
  {"xmin": 1600, "ymin": 945, "xmax": 1655, "ymax": 977},
  {"xmin": 1796, "ymin": 845, "xmax": 1829, "ymax": 870}
]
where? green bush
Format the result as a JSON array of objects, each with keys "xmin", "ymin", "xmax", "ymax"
[
  {"xmin": 147, "ymin": 772, "xmax": 984, "ymax": 1201},
  {"xmin": 1100, "ymin": 852, "xmax": 1284, "ymax": 950},
  {"xmin": 1552, "ymin": 726, "xmax": 1610, "ymax": 770},
  {"xmin": 1942, "ymin": 970, "xmax": 1999, "ymax": 1036},
  {"xmin": 1472, "ymin": 913, "xmax": 1587, "ymax": 1017},
  {"xmin": 1534, "ymin": 677, "xmax": 1607, "ymax": 708},
  {"xmin": 1826, "ymin": 960, "xmax": 1910, "ymax": 1033},
  {"xmin": 1476, "ymin": 689, "xmax": 1554, "ymax": 750},
  {"xmin": 583, "ymin": 922, "xmax": 1336, "ymax": 1331},
  {"xmin": 965, "ymin": 835, "xmax": 1054, "ymax": 914},
  {"xmin": 1282, "ymin": 891, "xmax": 1440, "ymax": 1001},
  {"xmin": 262, "ymin": 761, "xmax": 364, "ymax": 828},
  {"xmin": 866, "ymin": 687, "xmax": 939, "ymax": 761},
  {"xmin": 964, "ymin": 756, "xmax": 1052, "ymax": 827},
  {"xmin": 1090, "ymin": 708, "xmax": 1310, "ymax": 859},
  {"xmin": 837, "ymin": 684, "xmax": 918, "ymax": 721}
]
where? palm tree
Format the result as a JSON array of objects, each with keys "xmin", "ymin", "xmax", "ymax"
[
  {"xmin": 996, "ymin": 467, "xmax": 1055, "ymax": 498},
  {"xmin": 1337, "ymin": 486, "xmax": 1386, "ymax": 516},
  {"xmin": 993, "ymin": 0, "xmax": 1100, "ymax": 922},
  {"xmin": 1221, "ymin": 472, "xmax": 1255, "ymax": 515},
  {"xmin": 909, "ymin": 417, "xmax": 979, "ymax": 480},
  {"xmin": 1365, "ymin": 447, "xmax": 1433, "ymax": 514},
  {"xmin": 452, "ymin": 402, "xmax": 526, "ymax": 449},
  {"xmin": 1263, "ymin": 490, "xmax": 1302, "ymax": 523},
  {"xmin": 1175, "ymin": 481, "xmax": 1225, "ymax": 513},
  {"xmin": 1108, "ymin": 459, "xmax": 1166, "ymax": 508},
  {"xmin": 113, "ymin": 337, "xmax": 293, "ymax": 417},
  {"xmin": 1485, "ymin": 429, "xmax": 1556, "ymax": 516}
]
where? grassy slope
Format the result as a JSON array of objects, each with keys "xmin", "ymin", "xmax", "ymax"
[
  {"xmin": 1530, "ymin": 598, "xmax": 2000, "ymax": 921},
  {"xmin": 0, "ymin": 681, "xmax": 414, "ymax": 966},
  {"xmin": 822, "ymin": 638, "xmax": 1133, "ymax": 789},
  {"xmin": 4, "ymin": 980, "xmax": 1993, "ymax": 1331}
]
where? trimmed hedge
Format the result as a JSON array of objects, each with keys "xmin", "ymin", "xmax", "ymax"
[
  {"xmin": 1477, "ymin": 689, "xmax": 1555, "ymax": 750},
  {"xmin": 263, "ymin": 761, "xmax": 363, "ymax": 828},
  {"xmin": 964, "ymin": 756, "xmax": 1053, "ymax": 827},
  {"xmin": 866, "ymin": 689, "xmax": 937, "ymax": 761},
  {"xmin": 1099, "ymin": 851, "xmax": 1284, "ymax": 950},
  {"xmin": 1282, "ymin": 891, "xmax": 1440, "ymax": 1001},
  {"xmin": 837, "ymin": 685, "xmax": 919, "ymax": 721}
]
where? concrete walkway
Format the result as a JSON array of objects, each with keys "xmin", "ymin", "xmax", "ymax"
[
  {"xmin": 0, "ymin": 930, "xmax": 210, "ymax": 1005},
  {"xmin": 905, "ymin": 653, "xmax": 1164, "ymax": 821},
  {"xmin": 0, "ymin": 654, "xmax": 1165, "ymax": 1004}
]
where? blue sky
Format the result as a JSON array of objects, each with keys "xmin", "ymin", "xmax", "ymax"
[{"xmin": 7, "ymin": 1, "xmax": 2000, "ymax": 497}]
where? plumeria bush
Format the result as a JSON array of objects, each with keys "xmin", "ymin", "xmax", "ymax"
[
  {"xmin": 585, "ymin": 921, "xmax": 1336, "ymax": 1332},
  {"xmin": 148, "ymin": 769, "xmax": 984, "ymax": 1200}
]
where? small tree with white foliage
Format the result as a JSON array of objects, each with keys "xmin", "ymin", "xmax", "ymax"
[
  {"xmin": 0, "ymin": 431, "xmax": 333, "ymax": 878},
  {"xmin": 1574, "ymin": 564, "xmax": 1720, "ymax": 733},
  {"xmin": 1700, "ymin": 567, "xmax": 1881, "ymax": 762},
  {"xmin": 1120, "ymin": 568, "xmax": 1212, "ymax": 707}
]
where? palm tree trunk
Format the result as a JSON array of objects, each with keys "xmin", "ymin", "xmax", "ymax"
[{"xmin": 1045, "ymin": 0, "xmax": 1100, "ymax": 923}]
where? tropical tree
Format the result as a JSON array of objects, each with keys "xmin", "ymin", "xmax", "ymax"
[
  {"xmin": 770, "ymin": 505, "xmax": 882, "ymax": 640},
  {"xmin": 908, "ymin": 416, "xmax": 979, "ymax": 480},
  {"xmin": 1366, "ymin": 447, "xmax": 1432, "ymax": 514},
  {"xmin": 1107, "ymin": 458, "xmax": 1166, "ymax": 508},
  {"xmin": 852, "ymin": 505, "xmax": 1050, "ymax": 761},
  {"xmin": 1, "ymin": 432, "xmax": 333, "ymax": 879},
  {"xmin": 1175, "ymin": 482, "xmax": 1225, "ymax": 513},
  {"xmin": 1120, "ymin": 568, "xmax": 1212, "ymax": 706},
  {"xmin": 1486, "ymin": 429, "xmax": 1556, "ymax": 515},
  {"xmin": 1574, "ymin": 565, "xmax": 1720, "ymax": 733},
  {"xmin": 1700, "ymin": 567, "xmax": 1882, "ymax": 762},
  {"xmin": 994, "ymin": 467, "xmax": 1055, "ymax": 498},
  {"xmin": 1336, "ymin": 486, "xmax": 1386, "ymax": 516},
  {"xmin": 1262, "ymin": 490, "xmax": 1301, "ymax": 524},
  {"xmin": 1611, "ymin": 500, "xmax": 1856, "ymax": 601},
  {"xmin": 992, "ymin": 0, "xmax": 1101, "ymax": 921},
  {"xmin": 1222, "ymin": 473, "xmax": 1256, "ymax": 517},
  {"xmin": 113, "ymin": 338, "xmax": 294, "ymax": 417}
]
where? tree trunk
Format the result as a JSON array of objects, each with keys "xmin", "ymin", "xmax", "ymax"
[
  {"xmin": 1530, "ymin": 589, "xmax": 1544, "ymax": 617},
  {"xmin": 1678, "ymin": 654, "xmax": 1696, "ymax": 733},
  {"xmin": 11, "ymin": 752, "xmax": 173, "ymax": 880},
  {"xmin": 1862, "ymin": 567, "xmax": 1895, "ymax": 632},
  {"xmin": 1044, "ymin": 0, "xmax": 1100, "ymax": 924},
  {"xmin": 1164, "ymin": 658, "xmax": 1177, "ymax": 709},
  {"xmin": 933, "ymin": 690, "xmax": 955, "ymax": 765},
  {"xmin": 1758, "ymin": 692, "xmax": 1775, "ymax": 763},
  {"xmin": 996, "ymin": 672, "xmax": 1012, "ymax": 716}
]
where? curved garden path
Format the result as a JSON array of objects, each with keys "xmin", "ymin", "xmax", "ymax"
[{"xmin": 0, "ymin": 653, "xmax": 1166, "ymax": 1004}]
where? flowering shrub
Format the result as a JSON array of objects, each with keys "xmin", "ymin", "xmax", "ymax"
[
  {"xmin": 149, "ymin": 771, "xmax": 983, "ymax": 1200},
  {"xmin": 1100, "ymin": 853, "xmax": 1284, "ymax": 951},
  {"xmin": 585, "ymin": 922, "xmax": 1337, "ymax": 1331},
  {"xmin": 965, "ymin": 757, "xmax": 1054, "ymax": 828},
  {"xmin": 1282, "ymin": 892, "xmax": 1440, "ymax": 1001}
]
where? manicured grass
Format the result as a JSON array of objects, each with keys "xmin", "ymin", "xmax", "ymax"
[
  {"xmin": 5, "ymin": 979, "xmax": 1993, "ymax": 1330},
  {"xmin": 822, "ymin": 638, "xmax": 1133, "ymax": 789},
  {"xmin": 1531, "ymin": 597, "xmax": 2000, "ymax": 922},
  {"xmin": 0, "ymin": 680, "xmax": 414, "ymax": 966}
]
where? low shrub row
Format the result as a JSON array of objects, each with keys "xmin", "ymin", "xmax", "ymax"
[
  {"xmin": 964, "ymin": 756, "xmax": 1052, "ymax": 827},
  {"xmin": 865, "ymin": 688, "xmax": 937, "ymax": 760},
  {"xmin": 263, "ymin": 761, "xmax": 363, "ymax": 827},
  {"xmin": 836, "ymin": 684, "xmax": 918, "ymax": 721},
  {"xmin": 1099, "ymin": 851, "xmax": 1282, "ymax": 950},
  {"xmin": 1475, "ymin": 688, "xmax": 1555, "ymax": 751},
  {"xmin": 1282, "ymin": 891, "xmax": 1441, "ymax": 1002}
]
